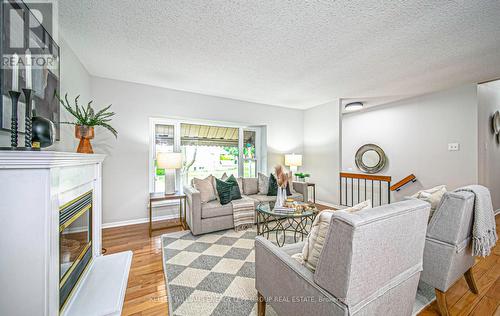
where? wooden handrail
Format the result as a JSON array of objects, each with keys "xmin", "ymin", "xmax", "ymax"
[
  {"xmin": 390, "ymin": 174, "xmax": 417, "ymax": 191},
  {"xmin": 340, "ymin": 172, "xmax": 392, "ymax": 183}
]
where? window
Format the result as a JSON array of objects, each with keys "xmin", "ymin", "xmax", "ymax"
[
  {"xmin": 181, "ymin": 123, "xmax": 239, "ymax": 185},
  {"xmin": 243, "ymin": 130, "xmax": 257, "ymax": 178},
  {"xmin": 150, "ymin": 119, "xmax": 264, "ymax": 193},
  {"xmin": 153, "ymin": 124, "xmax": 174, "ymax": 192}
]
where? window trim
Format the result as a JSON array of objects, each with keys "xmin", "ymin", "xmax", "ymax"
[{"xmin": 149, "ymin": 117, "xmax": 265, "ymax": 193}]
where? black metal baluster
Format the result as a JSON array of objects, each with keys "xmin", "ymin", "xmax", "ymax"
[
  {"xmin": 379, "ymin": 180, "xmax": 382, "ymax": 206},
  {"xmin": 388, "ymin": 181, "xmax": 391, "ymax": 204},
  {"xmin": 357, "ymin": 179, "xmax": 360, "ymax": 205},
  {"xmin": 364, "ymin": 179, "xmax": 366, "ymax": 203},
  {"xmin": 345, "ymin": 177, "xmax": 348, "ymax": 206},
  {"xmin": 351, "ymin": 178, "xmax": 354, "ymax": 206},
  {"xmin": 339, "ymin": 176, "xmax": 343, "ymax": 206},
  {"xmin": 371, "ymin": 180, "xmax": 374, "ymax": 204}
]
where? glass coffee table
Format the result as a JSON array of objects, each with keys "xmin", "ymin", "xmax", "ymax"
[{"xmin": 256, "ymin": 201, "xmax": 318, "ymax": 247}]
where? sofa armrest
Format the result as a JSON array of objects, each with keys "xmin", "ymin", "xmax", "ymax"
[
  {"xmin": 292, "ymin": 181, "xmax": 308, "ymax": 202},
  {"xmin": 255, "ymin": 237, "xmax": 342, "ymax": 314},
  {"xmin": 184, "ymin": 185, "xmax": 202, "ymax": 235}
]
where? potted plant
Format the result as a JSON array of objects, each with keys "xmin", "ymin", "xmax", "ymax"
[
  {"xmin": 58, "ymin": 93, "xmax": 117, "ymax": 153},
  {"xmin": 294, "ymin": 172, "xmax": 310, "ymax": 182}
]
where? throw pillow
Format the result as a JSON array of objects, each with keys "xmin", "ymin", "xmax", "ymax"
[
  {"xmin": 267, "ymin": 174, "xmax": 278, "ymax": 196},
  {"xmin": 223, "ymin": 174, "xmax": 242, "ymax": 194},
  {"xmin": 215, "ymin": 178, "xmax": 232, "ymax": 205},
  {"xmin": 215, "ymin": 175, "xmax": 242, "ymax": 205},
  {"xmin": 258, "ymin": 173, "xmax": 269, "ymax": 195},
  {"xmin": 293, "ymin": 200, "xmax": 372, "ymax": 271},
  {"xmin": 411, "ymin": 185, "xmax": 447, "ymax": 210},
  {"xmin": 242, "ymin": 178, "xmax": 259, "ymax": 195},
  {"xmin": 212, "ymin": 173, "xmax": 230, "ymax": 198},
  {"xmin": 227, "ymin": 175, "xmax": 242, "ymax": 200},
  {"xmin": 193, "ymin": 175, "xmax": 217, "ymax": 203}
]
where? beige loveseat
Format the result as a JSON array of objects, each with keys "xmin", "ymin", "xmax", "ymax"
[{"xmin": 184, "ymin": 177, "xmax": 309, "ymax": 235}]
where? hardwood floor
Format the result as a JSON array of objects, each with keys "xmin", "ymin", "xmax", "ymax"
[
  {"xmin": 102, "ymin": 210, "xmax": 500, "ymax": 316},
  {"xmin": 420, "ymin": 215, "xmax": 500, "ymax": 316}
]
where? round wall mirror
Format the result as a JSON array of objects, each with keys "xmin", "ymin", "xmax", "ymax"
[
  {"xmin": 361, "ymin": 150, "xmax": 380, "ymax": 168},
  {"xmin": 355, "ymin": 144, "xmax": 387, "ymax": 174},
  {"xmin": 493, "ymin": 111, "xmax": 500, "ymax": 134}
]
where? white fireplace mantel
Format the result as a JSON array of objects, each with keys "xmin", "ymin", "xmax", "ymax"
[
  {"xmin": 0, "ymin": 151, "xmax": 131, "ymax": 316},
  {"xmin": 0, "ymin": 150, "xmax": 106, "ymax": 168}
]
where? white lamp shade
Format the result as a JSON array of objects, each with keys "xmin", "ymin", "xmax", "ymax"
[
  {"xmin": 157, "ymin": 152, "xmax": 182, "ymax": 169},
  {"xmin": 285, "ymin": 154, "xmax": 302, "ymax": 167}
]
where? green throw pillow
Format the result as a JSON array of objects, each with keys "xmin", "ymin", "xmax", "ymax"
[
  {"xmin": 215, "ymin": 175, "xmax": 242, "ymax": 205},
  {"xmin": 267, "ymin": 174, "xmax": 278, "ymax": 196},
  {"xmin": 227, "ymin": 175, "xmax": 242, "ymax": 200}
]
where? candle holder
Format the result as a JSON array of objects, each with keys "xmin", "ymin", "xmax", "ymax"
[
  {"xmin": 22, "ymin": 88, "xmax": 33, "ymax": 148},
  {"xmin": 9, "ymin": 90, "xmax": 21, "ymax": 148},
  {"xmin": 0, "ymin": 90, "xmax": 39, "ymax": 151}
]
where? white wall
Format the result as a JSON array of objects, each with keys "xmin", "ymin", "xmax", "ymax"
[
  {"xmin": 342, "ymin": 84, "xmax": 479, "ymax": 200},
  {"xmin": 52, "ymin": 37, "xmax": 92, "ymax": 152},
  {"xmin": 90, "ymin": 77, "xmax": 304, "ymax": 224},
  {"xmin": 303, "ymin": 100, "xmax": 341, "ymax": 206},
  {"xmin": 478, "ymin": 80, "xmax": 500, "ymax": 211}
]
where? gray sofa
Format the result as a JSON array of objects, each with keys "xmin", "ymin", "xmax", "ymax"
[
  {"xmin": 420, "ymin": 190, "xmax": 479, "ymax": 316},
  {"xmin": 184, "ymin": 177, "xmax": 309, "ymax": 235},
  {"xmin": 255, "ymin": 199, "xmax": 430, "ymax": 316}
]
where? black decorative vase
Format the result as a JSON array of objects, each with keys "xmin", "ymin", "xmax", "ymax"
[{"xmin": 32, "ymin": 111, "xmax": 55, "ymax": 148}]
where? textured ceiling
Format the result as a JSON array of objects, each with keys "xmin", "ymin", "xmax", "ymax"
[{"xmin": 59, "ymin": 1, "xmax": 500, "ymax": 109}]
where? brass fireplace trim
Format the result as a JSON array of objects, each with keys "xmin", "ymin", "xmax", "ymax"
[
  {"xmin": 59, "ymin": 204, "xmax": 92, "ymax": 232},
  {"xmin": 59, "ymin": 190, "xmax": 93, "ymax": 211},
  {"xmin": 59, "ymin": 247, "xmax": 93, "ymax": 314},
  {"xmin": 60, "ymin": 241, "xmax": 92, "ymax": 288}
]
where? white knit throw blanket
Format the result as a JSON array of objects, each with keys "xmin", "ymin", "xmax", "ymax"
[
  {"xmin": 232, "ymin": 198, "xmax": 255, "ymax": 232},
  {"xmin": 455, "ymin": 185, "xmax": 498, "ymax": 257}
]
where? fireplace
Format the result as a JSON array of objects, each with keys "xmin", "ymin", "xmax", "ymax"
[{"xmin": 59, "ymin": 191, "xmax": 93, "ymax": 310}]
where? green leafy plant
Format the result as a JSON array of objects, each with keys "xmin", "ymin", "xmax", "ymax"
[
  {"xmin": 57, "ymin": 93, "xmax": 117, "ymax": 138},
  {"xmin": 294, "ymin": 172, "xmax": 310, "ymax": 179}
]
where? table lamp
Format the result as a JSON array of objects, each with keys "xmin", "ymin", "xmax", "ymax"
[
  {"xmin": 157, "ymin": 152, "xmax": 183, "ymax": 194},
  {"xmin": 285, "ymin": 153, "xmax": 302, "ymax": 173}
]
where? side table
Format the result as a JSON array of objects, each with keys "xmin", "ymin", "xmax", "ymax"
[
  {"xmin": 307, "ymin": 182, "xmax": 316, "ymax": 204},
  {"xmin": 149, "ymin": 192, "xmax": 187, "ymax": 237}
]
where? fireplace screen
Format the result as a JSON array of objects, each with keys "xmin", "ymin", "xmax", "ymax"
[{"xmin": 59, "ymin": 191, "xmax": 93, "ymax": 310}]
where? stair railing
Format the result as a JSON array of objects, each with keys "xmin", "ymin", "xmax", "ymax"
[
  {"xmin": 339, "ymin": 172, "xmax": 392, "ymax": 207},
  {"xmin": 390, "ymin": 174, "xmax": 417, "ymax": 192}
]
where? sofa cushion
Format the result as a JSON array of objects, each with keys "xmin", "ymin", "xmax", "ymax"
[
  {"xmin": 227, "ymin": 175, "xmax": 242, "ymax": 200},
  {"xmin": 193, "ymin": 175, "xmax": 217, "ymax": 203},
  {"xmin": 296, "ymin": 200, "xmax": 372, "ymax": 271},
  {"xmin": 201, "ymin": 200, "xmax": 234, "ymax": 219},
  {"xmin": 242, "ymin": 178, "xmax": 259, "ymax": 195},
  {"xmin": 411, "ymin": 185, "xmax": 447, "ymax": 210},
  {"xmin": 258, "ymin": 173, "xmax": 269, "ymax": 195},
  {"xmin": 215, "ymin": 175, "xmax": 242, "ymax": 205}
]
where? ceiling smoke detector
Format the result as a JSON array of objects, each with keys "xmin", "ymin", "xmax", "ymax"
[{"xmin": 344, "ymin": 101, "xmax": 364, "ymax": 112}]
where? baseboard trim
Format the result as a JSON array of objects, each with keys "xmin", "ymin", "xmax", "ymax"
[
  {"xmin": 102, "ymin": 214, "xmax": 178, "ymax": 229},
  {"xmin": 496, "ymin": 209, "xmax": 500, "ymax": 216}
]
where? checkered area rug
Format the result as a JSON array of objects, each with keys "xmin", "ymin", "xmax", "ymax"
[
  {"xmin": 162, "ymin": 226, "xmax": 434, "ymax": 316},
  {"xmin": 162, "ymin": 227, "xmax": 280, "ymax": 316}
]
